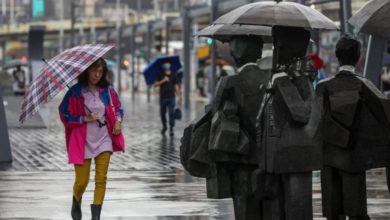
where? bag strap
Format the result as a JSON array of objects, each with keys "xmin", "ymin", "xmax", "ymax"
[
  {"xmin": 107, "ymin": 87, "xmax": 113, "ymax": 107},
  {"xmin": 107, "ymin": 87, "xmax": 117, "ymax": 118}
]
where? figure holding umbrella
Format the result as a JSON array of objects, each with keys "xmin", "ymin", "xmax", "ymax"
[
  {"xmin": 143, "ymin": 55, "xmax": 182, "ymax": 136},
  {"xmin": 182, "ymin": 22, "xmax": 274, "ymax": 219},
  {"xmin": 19, "ymin": 44, "xmax": 125, "ymax": 220},
  {"xmin": 180, "ymin": 1, "xmax": 338, "ymax": 219},
  {"xmin": 153, "ymin": 62, "xmax": 182, "ymax": 136},
  {"xmin": 143, "ymin": 54, "xmax": 182, "ymax": 86},
  {"xmin": 349, "ymin": 0, "xmax": 390, "ymax": 202}
]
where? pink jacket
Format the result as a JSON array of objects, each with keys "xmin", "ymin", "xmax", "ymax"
[{"xmin": 59, "ymin": 84, "xmax": 125, "ymax": 165}]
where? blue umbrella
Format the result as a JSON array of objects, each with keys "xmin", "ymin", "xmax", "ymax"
[
  {"xmin": 105, "ymin": 59, "xmax": 117, "ymax": 70},
  {"xmin": 143, "ymin": 55, "xmax": 182, "ymax": 85}
]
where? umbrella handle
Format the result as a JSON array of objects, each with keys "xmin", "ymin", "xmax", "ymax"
[
  {"xmin": 83, "ymin": 103, "xmax": 106, "ymax": 127},
  {"xmin": 65, "ymin": 85, "xmax": 106, "ymax": 127}
]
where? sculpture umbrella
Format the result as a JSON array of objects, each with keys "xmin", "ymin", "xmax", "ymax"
[
  {"xmin": 19, "ymin": 44, "xmax": 115, "ymax": 124},
  {"xmin": 197, "ymin": 24, "xmax": 273, "ymax": 43},
  {"xmin": 349, "ymin": 0, "xmax": 390, "ymax": 38},
  {"xmin": 213, "ymin": 1, "xmax": 338, "ymax": 30}
]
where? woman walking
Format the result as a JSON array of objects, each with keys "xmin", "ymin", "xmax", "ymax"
[{"xmin": 59, "ymin": 58, "xmax": 125, "ymax": 220}]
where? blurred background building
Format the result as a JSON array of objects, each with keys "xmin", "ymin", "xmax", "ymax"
[{"xmin": 0, "ymin": 0, "xmax": 381, "ymax": 99}]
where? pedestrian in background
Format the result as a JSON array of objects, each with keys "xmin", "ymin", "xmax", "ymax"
[
  {"xmin": 307, "ymin": 53, "xmax": 327, "ymax": 88},
  {"xmin": 59, "ymin": 58, "xmax": 125, "ymax": 220},
  {"xmin": 12, "ymin": 64, "xmax": 26, "ymax": 95},
  {"xmin": 154, "ymin": 62, "xmax": 182, "ymax": 136},
  {"xmin": 196, "ymin": 61, "xmax": 207, "ymax": 97},
  {"xmin": 381, "ymin": 64, "xmax": 390, "ymax": 98}
]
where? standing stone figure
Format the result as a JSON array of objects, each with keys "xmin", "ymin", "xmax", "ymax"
[
  {"xmin": 316, "ymin": 35, "xmax": 390, "ymax": 220},
  {"xmin": 254, "ymin": 26, "xmax": 322, "ymax": 220},
  {"xmin": 180, "ymin": 35, "xmax": 271, "ymax": 220}
]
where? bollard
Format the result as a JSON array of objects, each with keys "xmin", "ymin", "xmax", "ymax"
[{"xmin": 0, "ymin": 88, "xmax": 12, "ymax": 163}]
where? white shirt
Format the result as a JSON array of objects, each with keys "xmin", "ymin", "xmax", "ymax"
[
  {"xmin": 338, "ymin": 65, "xmax": 355, "ymax": 74},
  {"xmin": 237, "ymin": 62, "xmax": 258, "ymax": 73}
]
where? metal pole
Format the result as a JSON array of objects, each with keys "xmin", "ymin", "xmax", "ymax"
[
  {"xmin": 174, "ymin": 0, "xmax": 179, "ymax": 10},
  {"xmin": 311, "ymin": 29, "xmax": 320, "ymax": 54},
  {"xmin": 137, "ymin": 0, "xmax": 141, "ymax": 13},
  {"xmin": 183, "ymin": 7, "xmax": 191, "ymax": 109},
  {"xmin": 0, "ymin": 88, "xmax": 12, "ymax": 163},
  {"xmin": 79, "ymin": 22, "xmax": 85, "ymax": 44},
  {"xmin": 10, "ymin": 0, "xmax": 14, "ymax": 24},
  {"xmin": 136, "ymin": 1, "xmax": 142, "ymax": 65},
  {"xmin": 154, "ymin": 0, "xmax": 159, "ymax": 19},
  {"xmin": 135, "ymin": 6, "xmax": 141, "ymax": 99},
  {"xmin": 364, "ymin": 35, "xmax": 386, "ymax": 87},
  {"xmin": 165, "ymin": 18, "xmax": 170, "ymax": 54},
  {"xmin": 192, "ymin": 23, "xmax": 199, "ymax": 97},
  {"xmin": 1, "ymin": 41, "xmax": 5, "ymax": 67},
  {"xmin": 146, "ymin": 21, "xmax": 152, "ymax": 103},
  {"xmin": 1, "ymin": 0, "xmax": 6, "ymax": 16},
  {"xmin": 136, "ymin": 55, "xmax": 140, "ymax": 92},
  {"xmin": 210, "ymin": 0, "xmax": 218, "ymax": 97},
  {"xmin": 116, "ymin": 0, "xmax": 122, "ymax": 96},
  {"xmin": 71, "ymin": 1, "xmax": 75, "ymax": 47},
  {"xmin": 340, "ymin": 0, "xmax": 352, "ymax": 34},
  {"xmin": 59, "ymin": 0, "xmax": 64, "ymax": 52},
  {"xmin": 117, "ymin": 26, "xmax": 122, "ymax": 96},
  {"xmin": 91, "ymin": 0, "xmax": 96, "ymax": 44},
  {"xmin": 131, "ymin": 25, "xmax": 136, "ymax": 100}
]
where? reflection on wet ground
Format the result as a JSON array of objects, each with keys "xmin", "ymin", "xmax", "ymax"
[
  {"xmin": 0, "ymin": 170, "xmax": 234, "ymax": 219},
  {"xmin": 1, "ymin": 94, "xmax": 390, "ymax": 219},
  {"xmin": 0, "ymin": 168, "xmax": 389, "ymax": 219}
]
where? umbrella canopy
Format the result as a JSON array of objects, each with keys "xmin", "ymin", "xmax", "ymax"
[
  {"xmin": 143, "ymin": 55, "xmax": 182, "ymax": 85},
  {"xmin": 19, "ymin": 44, "xmax": 114, "ymax": 124},
  {"xmin": 105, "ymin": 59, "xmax": 117, "ymax": 70},
  {"xmin": 3, "ymin": 59, "xmax": 29, "ymax": 69},
  {"xmin": 349, "ymin": 0, "xmax": 390, "ymax": 38},
  {"xmin": 213, "ymin": 1, "xmax": 338, "ymax": 30},
  {"xmin": 196, "ymin": 24, "xmax": 272, "ymax": 43}
]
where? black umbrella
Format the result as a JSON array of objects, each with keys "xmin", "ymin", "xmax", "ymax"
[
  {"xmin": 213, "ymin": 1, "xmax": 338, "ymax": 30},
  {"xmin": 349, "ymin": 0, "xmax": 390, "ymax": 38},
  {"xmin": 196, "ymin": 24, "xmax": 272, "ymax": 43}
]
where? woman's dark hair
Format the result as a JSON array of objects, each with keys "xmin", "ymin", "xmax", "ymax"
[{"xmin": 78, "ymin": 58, "xmax": 110, "ymax": 88}]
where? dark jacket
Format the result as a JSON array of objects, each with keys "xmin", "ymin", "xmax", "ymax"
[
  {"xmin": 258, "ymin": 73, "xmax": 322, "ymax": 173},
  {"xmin": 316, "ymin": 71, "xmax": 390, "ymax": 172},
  {"xmin": 180, "ymin": 63, "xmax": 271, "ymax": 177}
]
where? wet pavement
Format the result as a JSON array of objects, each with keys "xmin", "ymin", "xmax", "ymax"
[
  {"xmin": 0, "ymin": 171, "xmax": 234, "ymax": 219},
  {"xmin": 1, "ymin": 91, "xmax": 390, "ymax": 219}
]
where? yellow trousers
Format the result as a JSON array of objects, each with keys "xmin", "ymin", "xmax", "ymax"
[{"xmin": 73, "ymin": 151, "xmax": 111, "ymax": 205}]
